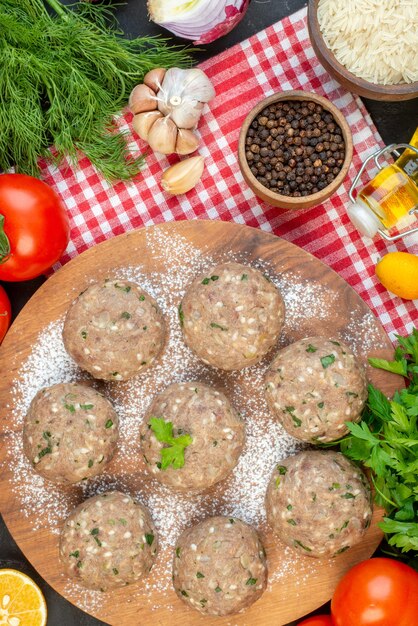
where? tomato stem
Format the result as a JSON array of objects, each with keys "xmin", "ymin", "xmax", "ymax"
[{"xmin": 0, "ymin": 215, "xmax": 11, "ymax": 265}]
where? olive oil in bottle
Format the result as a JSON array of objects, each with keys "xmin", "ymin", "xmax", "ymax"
[
  {"xmin": 347, "ymin": 139, "xmax": 418, "ymax": 239},
  {"xmin": 355, "ymin": 163, "xmax": 418, "ymax": 230}
]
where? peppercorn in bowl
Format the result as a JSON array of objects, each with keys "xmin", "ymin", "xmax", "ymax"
[{"xmin": 238, "ymin": 91, "xmax": 353, "ymax": 210}]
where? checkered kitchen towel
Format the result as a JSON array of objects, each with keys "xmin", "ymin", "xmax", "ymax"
[{"xmin": 40, "ymin": 6, "xmax": 418, "ymax": 341}]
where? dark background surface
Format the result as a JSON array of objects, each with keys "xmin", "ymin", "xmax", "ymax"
[{"xmin": 1, "ymin": 1, "xmax": 417, "ymax": 625}]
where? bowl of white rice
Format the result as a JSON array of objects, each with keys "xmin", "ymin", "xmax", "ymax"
[{"xmin": 308, "ymin": 0, "xmax": 418, "ymax": 101}]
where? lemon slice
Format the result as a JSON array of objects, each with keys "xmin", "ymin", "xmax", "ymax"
[{"xmin": 0, "ymin": 569, "xmax": 47, "ymax": 626}]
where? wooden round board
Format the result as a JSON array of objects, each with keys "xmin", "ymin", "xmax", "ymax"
[{"xmin": 0, "ymin": 221, "xmax": 401, "ymax": 626}]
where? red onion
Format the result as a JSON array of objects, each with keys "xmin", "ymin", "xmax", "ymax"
[{"xmin": 148, "ymin": 0, "xmax": 250, "ymax": 45}]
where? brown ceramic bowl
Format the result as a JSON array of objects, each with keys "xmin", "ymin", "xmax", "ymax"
[
  {"xmin": 308, "ymin": 0, "xmax": 418, "ymax": 102},
  {"xmin": 238, "ymin": 90, "xmax": 353, "ymax": 211}
]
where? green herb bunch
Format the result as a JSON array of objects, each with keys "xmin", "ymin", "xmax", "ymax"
[
  {"xmin": 0, "ymin": 0, "xmax": 192, "ymax": 180},
  {"xmin": 337, "ymin": 329, "xmax": 418, "ymax": 556}
]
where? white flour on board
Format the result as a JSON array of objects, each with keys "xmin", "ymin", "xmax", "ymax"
[{"xmin": 3, "ymin": 227, "xmax": 387, "ymax": 614}]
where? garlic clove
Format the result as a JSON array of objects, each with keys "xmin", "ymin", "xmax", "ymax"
[
  {"xmin": 171, "ymin": 100, "xmax": 204, "ymax": 130},
  {"xmin": 144, "ymin": 68, "xmax": 166, "ymax": 93},
  {"xmin": 147, "ymin": 116, "xmax": 178, "ymax": 154},
  {"xmin": 129, "ymin": 84, "xmax": 157, "ymax": 114},
  {"xmin": 175, "ymin": 128, "xmax": 200, "ymax": 155},
  {"xmin": 161, "ymin": 156, "xmax": 205, "ymax": 195},
  {"xmin": 132, "ymin": 110, "xmax": 163, "ymax": 142}
]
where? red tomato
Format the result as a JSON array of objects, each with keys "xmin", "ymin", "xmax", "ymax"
[
  {"xmin": 298, "ymin": 616, "xmax": 334, "ymax": 625},
  {"xmin": 0, "ymin": 174, "xmax": 69, "ymax": 281},
  {"xmin": 331, "ymin": 558, "xmax": 418, "ymax": 626},
  {"xmin": 0, "ymin": 284, "xmax": 11, "ymax": 344}
]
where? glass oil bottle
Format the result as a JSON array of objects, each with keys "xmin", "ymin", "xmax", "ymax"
[{"xmin": 347, "ymin": 141, "xmax": 418, "ymax": 241}]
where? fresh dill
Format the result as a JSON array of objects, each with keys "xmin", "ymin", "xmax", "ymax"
[{"xmin": 0, "ymin": 0, "xmax": 192, "ymax": 181}]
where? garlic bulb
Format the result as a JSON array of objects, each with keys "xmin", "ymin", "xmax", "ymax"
[
  {"xmin": 156, "ymin": 68, "xmax": 215, "ymax": 129},
  {"xmin": 128, "ymin": 67, "xmax": 214, "ymax": 155}
]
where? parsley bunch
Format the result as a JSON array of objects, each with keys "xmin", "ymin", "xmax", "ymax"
[
  {"xmin": 149, "ymin": 417, "xmax": 192, "ymax": 470},
  {"xmin": 338, "ymin": 329, "xmax": 418, "ymax": 556}
]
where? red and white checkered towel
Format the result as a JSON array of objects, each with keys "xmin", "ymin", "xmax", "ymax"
[{"xmin": 41, "ymin": 6, "xmax": 418, "ymax": 341}]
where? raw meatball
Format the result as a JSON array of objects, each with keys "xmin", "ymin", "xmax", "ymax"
[
  {"xmin": 59, "ymin": 491, "xmax": 158, "ymax": 591},
  {"xmin": 140, "ymin": 382, "xmax": 245, "ymax": 492},
  {"xmin": 265, "ymin": 337, "xmax": 367, "ymax": 443},
  {"xmin": 23, "ymin": 382, "xmax": 118, "ymax": 484},
  {"xmin": 179, "ymin": 262, "xmax": 285, "ymax": 370},
  {"xmin": 63, "ymin": 279, "xmax": 166, "ymax": 381},
  {"xmin": 265, "ymin": 450, "xmax": 372, "ymax": 558},
  {"xmin": 173, "ymin": 516, "xmax": 267, "ymax": 616}
]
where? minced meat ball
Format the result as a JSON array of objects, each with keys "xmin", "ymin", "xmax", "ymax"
[
  {"xmin": 59, "ymin": 491, "xmax": 158, "ymax": 590},
  {"xmin": 265, "ymin": 450, "xmax": 372, "ymax": 558},
  {"xmin": 23, "ymin": 382, "xmax": 118, "ymax": 484},
  {"xmin": 179, "ymin": 262, "xmax": 285, "ymax": 370},
  {"xmin": 173, "ymin": 516, "xmax": 267, "ymax": 616},
  {"xmin": 63, "ymin": 279, "xmax": 166, "ymax": 381},
  {"xmin": 265, "ymin": 336, "xmax": 367, "ymax": 443},
  {"xmin": 140, "ymin": 382, "xmax": 245, "ymax": 492}
]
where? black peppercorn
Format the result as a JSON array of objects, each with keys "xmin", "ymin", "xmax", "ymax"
[{"xmin": 245, "ymin": 99, "xmax": 345, "ymax": 196}]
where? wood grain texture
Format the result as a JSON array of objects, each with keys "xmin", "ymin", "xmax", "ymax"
[
  {"xmin": 307, "ymin": 0, "xmax": 418, "ymax": 102},
  {"xmin": 238, "ymin": 91, "xmax": 353, "ymax": 210},
  {"xmin": 0, "ymin": 221, "xmax": 402, "ymax": 626}
]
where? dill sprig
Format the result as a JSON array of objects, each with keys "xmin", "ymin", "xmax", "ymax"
[{"xmin": 0, "ymin": 0, "xmax": 193, "ymax": 181}]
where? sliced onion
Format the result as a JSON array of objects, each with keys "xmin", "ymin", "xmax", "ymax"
[{"xmin": 148, "ymin": 0, "xmax": 250, "ymax": 45}]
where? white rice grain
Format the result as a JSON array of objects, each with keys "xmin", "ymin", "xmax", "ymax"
[{"xmin": 317, "ymin": 0, "xmax": 418, "ymax": 85}]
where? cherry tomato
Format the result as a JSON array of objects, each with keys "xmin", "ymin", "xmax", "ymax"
[
  {"xmin": 0, "ymin": 174, "xmax": 69, "ymax": 281},
  {"xmin": 331, "ymin": 558, "xmax": 418, "ymax": 626},
  {"xmin": 0, "ymin": 284, "xmax": 11, "ymax": 344},
  {"xmin": 297, "ymin": 616, "xmax": 334, "ymax": 625}
]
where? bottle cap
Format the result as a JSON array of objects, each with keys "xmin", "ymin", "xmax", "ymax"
[{"xmin": 347, "ymin": 201, "xmax": 382, "ymax": 238}]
